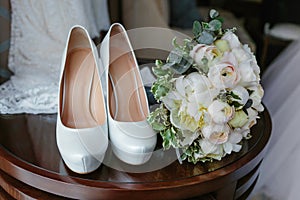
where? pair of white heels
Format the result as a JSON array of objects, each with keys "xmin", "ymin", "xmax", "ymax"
[{"xmin": 56, "ymin": 23, "xmax": 157, "ymax": 174}]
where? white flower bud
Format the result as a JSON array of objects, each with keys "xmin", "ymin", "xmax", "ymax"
[{"xmin": 208, "ymin": 100, "xmax": 235, "ymax": 124}]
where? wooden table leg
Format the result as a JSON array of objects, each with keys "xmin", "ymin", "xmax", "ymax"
[{"xmin": 215, "ymin": 181, "xmax": 237, "ymax": 200}]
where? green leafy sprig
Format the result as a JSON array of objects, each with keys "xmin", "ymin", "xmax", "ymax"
[
  {"xmin": 147, "ymin": 104, "xmax": 180, "ymax": 149},
  {"xmin": 192, "ymin": 9, "xmax": 224, "ymax": 45},
  {"xmin": 150, "ymin": 9, "xmax": 225, "ymax": 80}
]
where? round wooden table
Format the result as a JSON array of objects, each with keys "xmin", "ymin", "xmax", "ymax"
[{"xmin": 0, "ymin": 110, "xmax": 271, "ymax": 200}]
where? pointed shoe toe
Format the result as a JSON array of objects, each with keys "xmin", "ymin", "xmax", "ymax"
[
  {"xmin": 100, "ymin": 23, "xmax": 157, "ymax": 165},
  {"xmin": 56, "ymin": 25, "xmax": 108, "ymax": 174},
  {"xmin": 109, "ymin": 120, "xmax": 157, "ymax": 165},
  {"xmin": 56, "ymin": 122, "xmax": 108, "ymax": 173}
]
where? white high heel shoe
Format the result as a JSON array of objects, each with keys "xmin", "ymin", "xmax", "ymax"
[
  {"xmin": 56, "ymin": 25, "xmax": 108, "ymax": 174},
  {"xmin": 100, "ymin": 23, "xmax": 157, "ymax": 165}
]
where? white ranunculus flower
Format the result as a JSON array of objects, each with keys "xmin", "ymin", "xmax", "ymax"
[
  {"xmin": 239, "ymin": 60, "xmax": 259, "ymax": 87},
  {"xmin": 223, "ymin": 130, "xmax": 243, "ymax": 154},
  {"xmin": 249, "ymin": 84, "xmax": 264, "ymax": 112},
  {"xmin": 179, "ymin": 130, "xmax": 200, "ymax": 146},
  {"xmin": 189, "ymin": 44, "xmax": 220, "ymax": 66},
  {"xmin": 221, "ymin": 31, "xmax": 241, "ymax": 49},
  {"xmin": 242, "ymin": 44, "xmax": 261, "ymax": 75},
  {"xmin": 162, "ymin": 72, "xmax": 217, "ymax": 132},
  {"xmin": 199, "ymin": 139, "xmax": 223, "ymax": 160},
  {"xmin": 202, "ymin": 123, "xmax": 230, "ymax": 144},
  {"xmin": 231, "ymin": 86, "xmax": 249, "ymax": 106},
  {"xmin": 231, "ymin": 47, "xmax": 252, "ymax": 64},
  {"xmin": 208, "ymin": 52, "xmax": 240, "ymax": 89},
  {"xmin": 208, "ymin": 100, "xmax": 235, "ymax": 124}
]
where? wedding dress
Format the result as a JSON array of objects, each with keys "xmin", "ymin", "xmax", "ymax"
[
  {"xmin": 0, "ymin": 0, "xmax": 110, "ymax": 114},
  {"xmin": 252, "ymin": 39, "xmax": 300, "ymax": 200}
]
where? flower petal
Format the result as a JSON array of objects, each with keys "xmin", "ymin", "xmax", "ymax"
[{"xmin": 176, "ymin": 76, "xmax": 186, "ymax": 97}]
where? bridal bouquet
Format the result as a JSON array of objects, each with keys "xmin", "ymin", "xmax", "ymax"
[{"xmin": 147, "ymin": 10, "xmax": 264, "ymax": 164}]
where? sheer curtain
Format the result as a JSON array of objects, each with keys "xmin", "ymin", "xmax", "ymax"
[
  {"xmin": 0, "ymin": 0, "xmax": 110, "ymax": 114},
  {"xmin": 253, "ymin": 39, "xmax": 300, "ymax": 200}
]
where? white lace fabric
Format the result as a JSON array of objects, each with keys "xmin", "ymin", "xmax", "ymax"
[{"xmin": 0, "ymin": 0, "xmax": 110, "ymax": 114}]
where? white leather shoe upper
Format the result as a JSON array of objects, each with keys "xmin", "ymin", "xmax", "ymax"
[
  {"xmin": 56, "ymin": 25, "xmax": 108, "ymax": 173},
  {"xmin": 100, "ymin": 23, "xmax": 157, "ymax": 165}
]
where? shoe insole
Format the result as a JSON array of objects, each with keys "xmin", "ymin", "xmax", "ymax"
[
  {"xmin": 108, "ymin": 48, "xmax": 148, "ymax": 122},
  {"xmin": 61, "ymin": 48, "xmax": 105, "ymax": 128}
]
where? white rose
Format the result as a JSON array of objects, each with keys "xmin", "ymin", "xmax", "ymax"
[
  {"xmin": 208, "ymin": 53, "xmax": 240, "ymax": 89},
  {"xmin": 221, "ymin": 31, "xmax": 241, "ymax": 49},
  {"xmin": 189, "ymin": 44, "xmax": 219, "ymax": 66},
  {"xmin": 208, "ymin": 100, "xmax": 235, "ymax": 124},
  {"xmin": 202, "ymin": 123, "xmax": 230, "ymax": 144}
]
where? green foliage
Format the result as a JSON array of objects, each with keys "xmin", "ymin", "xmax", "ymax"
[
  {"xmin": 147, "ymin": 104, "xmax": 170, "ymax": 132},
  {"xmin": 192, "ymin": 21, "xmax": 202, "ymax": 37},
  {"xmin": 147, "ymin": 104, "xmax": 179, "ymax": 150},
  {"xmin": 163, "ymin": 38, "xmax": 194, "ymax": 75},
  {"xmin": 180, "ymin": 141, "xmax": 217, "ymax": 164},
  {"xmin": 151, "ymin": 63, "xmax": 174, "ymax": 100},
  {"xmin": 226, "ymin": 91, "xmax": 243, "ymax": 109},
  {"xmin": 161, "ymin": 126, "xmax": 179, "ymax": 149},
  {"xmin": 209, "ymin": 9, "xmax": 219, "ymax": 19},
  {"xmin": 192, "ymin": 9, "xmax": 224, "ymax": 45}
]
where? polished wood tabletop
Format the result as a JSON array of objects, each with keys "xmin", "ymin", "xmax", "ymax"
[{"xmin": 0, "ymin": 109, "xmax": 271, "ymax": 200}]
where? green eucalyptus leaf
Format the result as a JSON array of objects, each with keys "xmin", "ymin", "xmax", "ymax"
[
  {"xmin": 215, "ymin": 17, "xmax": 224, "ymax": 23},
  {"xmin": 202, "ymin": 22, "xmax": 210, "ymax": 30},
  {"xmin": 164, "ymin": 62, "xmax": 176, "ymax": 69},
  {"xmin": 197, "ymin": 31, "xmax": 214, "ymax": 45},
  {"xmin": 209, "ymin": 9, "xmax": 219, "ymax": 19},
  {"xmin": 192, "ymin": 21, "xmax": 202, "ymax": 37},
  {"xmin": 168, "ymin": 49, "xmax": 183, "ymax": 64},
  {"xmin": 170, "ymin": 63, "xmax": 191, "ymax": 74},
  {"xmin": 208, "ymin": 19, "xmax": 222, "ymax": 31},
  {"xmin": 167, "ymin": 49, "xmax": 193, "ymax": 74}
]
